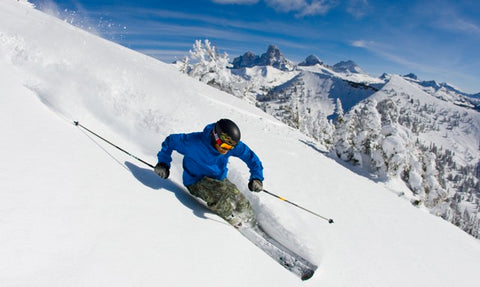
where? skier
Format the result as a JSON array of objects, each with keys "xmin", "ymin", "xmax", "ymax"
[{"xmin": 154, "ymin": 118, "xmax": 264, "ymax": 227}]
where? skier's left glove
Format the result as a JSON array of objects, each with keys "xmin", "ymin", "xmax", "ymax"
[
  {"xmin": 154, "ymin": 162, "xmax": 170, "ymax": 179},
  {"xmin": 248, "ymin": 179, "xmax": 263, "ymax": 192}
]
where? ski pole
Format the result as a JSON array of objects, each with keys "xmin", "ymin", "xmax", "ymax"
[
  {"xmin": 262, "ymin": 189, "xmax": 334, "ymax": 224},
  {"xmin": 73, "ymin": 121, "xmax": 155, "ymax": 169}
]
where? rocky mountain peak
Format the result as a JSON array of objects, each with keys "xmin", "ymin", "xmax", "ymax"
[
  {"xmin": 333, "ymin": 60, "xmax": 365, "ymax": 74},
  {"xmin": 231, "ymin": 51, "xmax": 257, "ymax": 69},
  {"xmin": 299, "ymin": 54, "xmax": 323, "ymax": 66},
  {"xmin": 232, "ymin": 45, "xmax": 294, "ymax": 71},
  {"xmin": 403, "ymin": 73, "xmax": 418, "ymax": 80},
  {"xmin": 260, "ymin": 45, "xmax": 281, "ymax": 63}
]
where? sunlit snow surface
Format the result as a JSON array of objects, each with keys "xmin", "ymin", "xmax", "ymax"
[{"xmin": 1, "ymin": 1, "xmax": 479, "ymax": 286}]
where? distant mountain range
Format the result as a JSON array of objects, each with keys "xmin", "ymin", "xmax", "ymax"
[{"xmin": 230, "ymin": 45, "xmax": 479, "ymax": 114}]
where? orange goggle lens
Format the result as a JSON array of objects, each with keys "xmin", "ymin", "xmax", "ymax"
[{"xmin": 219, "ymin": 142, "xmax": 234, "ymax": 150}]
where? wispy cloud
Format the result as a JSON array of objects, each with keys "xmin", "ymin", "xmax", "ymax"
[
  {"xmin": 212, "ymin": 0, "xmax": 375, "ymax": 19},
  {"xmin": 412, "ymin": 1, "xmax": 480, "ymax": 36},
  {"xmin": 266, "ymin": 0, "xmax": 337, "ymax": 17},
  {"xmin": 211, "ymin": 0, "xmax": 337, "ymax": 17},
  {"xmin": 346, "ymin": 0, "xmax": 371, "ymax": 19},
  {"xmin": 98, "ymin": 5, "xmax": 331, "ymax": 47},
  {"xmin": 105, "ymin": 7, "xmax": 313, "ymax": 38},
  {"xmin": 351, "ymin": 40, "xmax": 369, "ymax": 48},
  {"xmin": 436, "ymin": 17, "xmax": 480, "ymax": 35},
  {"xmin": 296, "ymin": 0, "xmax": 335, "ymax": 17},
  {"xmin": 110, "ymin": 13, "xmax": 314, "ymax": 59},
  {"xmin": 350, "ymin": 40, "xmax": 437, "ymax": 74}
]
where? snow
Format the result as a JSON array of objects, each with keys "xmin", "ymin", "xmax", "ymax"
[
  {"xmin": 1, "ymin": 1, "xmax": 480, "ymax": 286},
  {"xmin": 299, "ymin": 63, "xmax": 384, "ymax": 86},
  {"xmin": 372, "ymin": 75, "xmax": 480, "ymax": 166},
  {"xmin": 233, "ymin": 65, "xmax": 298, "ymax": 89}
]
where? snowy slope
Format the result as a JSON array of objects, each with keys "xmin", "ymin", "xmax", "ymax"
[
  {"xmin": 231, "ymin": 65, "xmax": 298, "ymax": 103},
  {"xmin": 371, "ymin": 75, "xmax": 480, "ymax": 165},
  {"xmin": 1, "ymin": 1, "xmax": 480, "ymax": 287},
  {"xmin": 299, "ymin": 62, "xmax": 384, "ymax": 86}
]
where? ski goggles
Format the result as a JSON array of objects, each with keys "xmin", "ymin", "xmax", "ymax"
[{"xmin": 213, "ymin": 130, "xmax": 236, "ymax": 150}]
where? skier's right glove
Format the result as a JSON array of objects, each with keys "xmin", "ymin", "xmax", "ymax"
[
  {"xmin": 154, "ymin": 162, "xmax": 170, "ymax": 179},
  {"xmin": 248, "ymin": 179, "xmax": 263, "ymax": 192}
]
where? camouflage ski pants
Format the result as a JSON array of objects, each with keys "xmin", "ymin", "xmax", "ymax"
[{"xmin": 187, "ymin": 177, "xmax": 255, "ymax": 225}]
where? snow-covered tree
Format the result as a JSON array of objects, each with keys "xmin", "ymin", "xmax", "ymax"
[
  {"xmin": 177, "ymin": 39, "xmax": 241, "ymax": 95},
  {"xmin": 307, "ymin": 110, "xmax": 334, "ymax": 147},
  {"xmin": 347, "ymin": 99, "xmax": 383, "ymax": 170},
  {"xmin": 335, "ymin": 98, "xmax": 344, "ymax": 124},
  {"xmin": 334, "ymin": 102, "xmax": 355, "ymax": 162}
]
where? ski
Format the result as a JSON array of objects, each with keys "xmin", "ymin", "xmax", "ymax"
[
  {"xmin": 179, "ymin": 189, "xmax": 317, "ymax": 280},
  {"xmin": 237, "ymin": 222, "xmax": 317, "ymax": 280}
]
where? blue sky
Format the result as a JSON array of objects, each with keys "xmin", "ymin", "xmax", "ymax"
[{"xmin": 30, "ymin": 0, "xmax": 480, "ymax": 93}]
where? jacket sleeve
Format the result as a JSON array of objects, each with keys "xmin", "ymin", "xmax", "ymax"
[
  {"xmin": 233, "ymin": 142, "xmax": 264, "ymax": 181},
  {"xmin": 156, "ymin": 133, "xmax": 190, "ymax": 167}
]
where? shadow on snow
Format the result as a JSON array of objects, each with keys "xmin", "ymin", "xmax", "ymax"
[{"xmin": 124, "ymin": 161, "xmax": 221, "ymax": 222}]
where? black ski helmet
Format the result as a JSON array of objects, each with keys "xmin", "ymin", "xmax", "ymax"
[{"xmin": 214, "ymin": 119, "xmax": 241, "ymax": 146}]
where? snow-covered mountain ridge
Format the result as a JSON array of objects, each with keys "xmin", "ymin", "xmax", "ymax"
[
  {"xmin": 403, "ymin": 73, "xmax": 480, "ymax": 110},
  {"xmin": 178, "ymin": 41, "xmax": 480, "ymax": 238}
]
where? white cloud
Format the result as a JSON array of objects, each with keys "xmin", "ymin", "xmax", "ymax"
[
  {"xmin": 296, "ymin": 0, "xmax": 334, "ymax": 17},
  {"xmin": 213, "ymin": 0, "xmax": 336, "ymax": 16},
  {"xmin": 265, "ymin": 0, "xmax": 336, "ymax": 16},
  {"xmin": 351, "ymin": 40, "xmax": 368, "ymax": 48}
]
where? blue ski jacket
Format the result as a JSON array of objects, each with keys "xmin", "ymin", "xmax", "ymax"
[{"xmin": 157, "ymin": 123, "xmax": 264, "ymax": 186}]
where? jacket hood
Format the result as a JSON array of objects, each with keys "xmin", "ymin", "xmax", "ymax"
[{"xmin": 202, "ymin": 123, "xmax": 216, "ymax": 148}]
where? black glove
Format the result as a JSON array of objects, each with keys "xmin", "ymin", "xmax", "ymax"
[
  {"xmin": 248, "ymin": 179, "xmax": 263, "ymax": 192},
  {"xmin": 154, "ymin": 162, "xmax": 170, "ymax": 179}
]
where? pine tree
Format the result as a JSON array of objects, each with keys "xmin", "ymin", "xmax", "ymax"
[
  {"xmin": 310, "ymin": 110, "xmax": 334, "ymax": 147},
  {"xmin": 335, "ymin": 98, "xmax": 344, "ymax": 125},
  {"xmin": 334, "ymin": 99, "xmax": 355, "ymax": 161},
  {"xmin": 351, "ymin": 100, "xmax": 382, "ymax": 170}
]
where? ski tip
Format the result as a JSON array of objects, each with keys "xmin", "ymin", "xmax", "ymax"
[
  {"xmin": 73, "ymin": 121, "xmax": 79, "ymax": 126},
  {"xmin": 328, "ymin": 219, "xmax": 334, "ymax": 224},
  {"xmin": 301, "ymin": 269, "xmax": 315, "ymax": 281}
]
